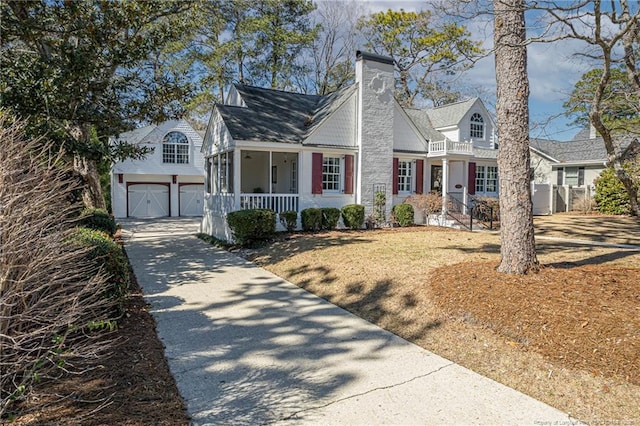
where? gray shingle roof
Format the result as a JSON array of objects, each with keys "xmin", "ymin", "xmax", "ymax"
[
  {"xmin": 403, "ymin": 108, "xmax": 445, "ymax": 141},
  {"xmin": 112, "ymin": 124, "xmax": 156, "ymax": 144},
  {"xmin": 425, "ymin": 98, "xmax": 478, "ymax": 128},
  {"xmin": 218, "ymin": 83, "xmax": 357, "ymax": 143},
  {"xmin": 530, "ymin": 136, "xmax": 631, "ymax": 163}
]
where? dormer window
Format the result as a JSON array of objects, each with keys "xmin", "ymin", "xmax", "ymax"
[
  {"xmin": 470, "ymin": 113, "xmax": 484, "ymax": 140},
  {"xmin": 163, "ymin": 131, "xmax": 189, "ymax": 164}
]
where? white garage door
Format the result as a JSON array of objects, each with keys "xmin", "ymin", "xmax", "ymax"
[
  {"xmin": 128, "ymin": 184, "xmax": 169, "ymax": 218},
  {"xmin": 180, "ymin": 184, "xmax": 204, "ymax": 216}
]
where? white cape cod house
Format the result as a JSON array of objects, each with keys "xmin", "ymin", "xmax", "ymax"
[
  {"xmin": 110, "ymin": 119, "xmax": 205, "ymax": 218},
  {"xmin": 201, "ymin": 51, "xmax": 499, "ymax": 241}
]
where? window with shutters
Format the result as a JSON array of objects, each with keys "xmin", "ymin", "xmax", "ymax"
[
  {"xmin": 397, "ymin": 160, "xmax": 412, "ymax": 193},
  {"xmin": 322, "ymin": 156, "xmax": 341, "ymax": 191}
]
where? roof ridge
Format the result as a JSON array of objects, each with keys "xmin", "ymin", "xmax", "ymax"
[{"xmin": 429, "ymin": 97, "xmax": 477, "ymax": 111}]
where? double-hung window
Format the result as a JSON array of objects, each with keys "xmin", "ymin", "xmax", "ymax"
[
  {"xmin": 322, "ymin": 156, "xmax": 341, "ymax": 192},
  {"xmin": 475, "ymin": 165, "xmax": 498, "ymax": 194},
  {"xmin": 397, "ymin": 160, "xmax": 413, "ymax": 193},
  {"xmin": 163, "ymin": 131, "xmax": 189, "ymax": 164}
]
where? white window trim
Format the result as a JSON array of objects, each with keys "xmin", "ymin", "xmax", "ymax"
[
  {"xmin": 475, "ymin": 164, "xmax": 498, "ymax": 195},
  {"xmin": 397, "ymin": 159, "xmax": 414, "ymax": 194},
  {"xmin": 470, "ymin": 113, "xmax": 485, "ymax": 141},
  {"xmin": 322, "ymin": 155, "xmax": 344, "ymax": 194},
  {"xmin": 162, "ymin": 131, "xmax": 190, "ymax": 164}
]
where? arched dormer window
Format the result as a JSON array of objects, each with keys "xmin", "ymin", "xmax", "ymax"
[
  {"xmin": 470, "ymin": 113, "xmax": 484, "ymax": 140},
  {"xmin": 163, "ymin": 131, "xmax": 189, "ymax": 164}
]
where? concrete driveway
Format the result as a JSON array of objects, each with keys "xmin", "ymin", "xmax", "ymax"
[{"xmin": 121, "ymin": 217, "xmax": 579, "ymax": 425}]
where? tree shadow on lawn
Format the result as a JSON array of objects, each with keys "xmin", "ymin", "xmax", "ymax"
[
  {"xmin": 534, "ymin": 215, "xmax": 640, "ymax": 246},
  {"xmin": 285, "ymin": 265, "xmax": 443, "ymax": 344},
  {"xmin": 247, "ymin": 231, "xmax": 375, "ymax": 265},
  {"xmin": 450, "ymin": 239, "xmax": 639, "ymax": 268}
]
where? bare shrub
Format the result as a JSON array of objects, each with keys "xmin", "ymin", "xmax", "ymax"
[
  {"xmin": 0, "ymin": 117, "xmax": 117, "ymax": 418},
  {"xmin": 572, "ymin": 195, "xmax": 597, "ymax": 214},
  {"xmin": 405, "ymin": 193, "xmax": 443, "ymax": 223},
  {"xmin": 473, "ymin": 196, "xmax": 500, "ymax": 222}
]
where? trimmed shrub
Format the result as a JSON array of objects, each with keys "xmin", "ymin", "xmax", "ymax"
[
  {"xmin": 279, "ymin": 210, "xmax": 298, "ymax": 232},
  {"xmin": 301, "ymin": 208, "xmax": 322, "ymax": 231},
  {"xmin": 595, "ymin": 167, "xmax": 634, "ymax": 215},
  {"xmin": 78, "ymin": 207, "xmax": 117, "ymax": 236},
  {"xmin": 341, "ymin": 204, "xmax": 365, "ymax": 230},
  {"xmin": 321, "ymin": 207, "xmax": 341, "ymax": 230},
  {"xmin": 71, "ymin": 227, "xmax": 130, "ymax": 310},
  {"xmin": 227, "ymin": 209, "xmax": 276, "ymax": 247},
  {"xmin": 392, "ymin": 203, "xmax": 414, "ymax": 227}
]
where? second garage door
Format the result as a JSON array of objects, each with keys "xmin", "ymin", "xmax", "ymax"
[
  {"xmin": 128, "ymin": 184, "xmax": 170, "ymax": 218},
  {"xmin": 180, "ymin": 184, "xmax": 204, "ymax": 216}
]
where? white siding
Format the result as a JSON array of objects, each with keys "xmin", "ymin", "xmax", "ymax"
[
  {"xmin": 393, "ymin": 104, "xmax": 428, "ymax": 153},
  {"xmin": 304, "ymin": 94, "xmax": 357, "ymax": 147},
  {"xmin": 113, "ymin": 119, "xmax": 204, "ymax": 177},
  {"xmin": 203, "ymin": 109, "xmax": 235, "ymax": 156}
]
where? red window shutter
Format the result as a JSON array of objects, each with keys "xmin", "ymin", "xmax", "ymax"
[
  {"xmin": 344, "ymin": 155, "xmax": 354, "ymax": 194},
  {"xmin": 415, "ymin": 160, "xmax": 424, "ymax": 194},
  {"xmin": 468, "ymin": 162, "xmax": 476, "ymax": 195},
  {"xmin": 312, "ymin": 152, "xmax": 323, "ymax": 194},
  {"xmin": 392, "ymin": 157, "xmax": 399, "ymax": 195}
]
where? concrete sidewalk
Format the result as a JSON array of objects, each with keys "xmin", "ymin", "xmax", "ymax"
[{"xmin": 122, "ymin": 218, "xmax": 579, "ymax": 426}]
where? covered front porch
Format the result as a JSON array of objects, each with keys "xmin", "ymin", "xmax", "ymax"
[{"xmin": 206, "ymin": 149, "xmax": 300, "ymax": 214}]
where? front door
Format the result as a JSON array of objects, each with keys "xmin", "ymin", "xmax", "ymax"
[{"xmin": 431, "ymin": 165, "xmax": 443, "ymax": 192}]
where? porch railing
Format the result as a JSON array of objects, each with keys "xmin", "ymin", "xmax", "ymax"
[
  {"xmin": 240, "ymin": 193, "xmax": 299, "ymax": 213},
  {"xmin": 447, "ymin": 193, "xmax": 498, "ymax": 231},
  {"xmin": 428, "ymin": 139, "xmax": 473, "ymax": 157}
]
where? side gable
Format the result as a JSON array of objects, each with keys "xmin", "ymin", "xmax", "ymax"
[
  {"xmin": 393, "ymin": 102, "xmax": 428, "ymax": 153},
  {"xmin": 303, "ymin": 87, "xmax": 358, "ymax": 147},
  {"xmin": 202, "ymin": 107, "xmax": 235, "ymax": 156}
]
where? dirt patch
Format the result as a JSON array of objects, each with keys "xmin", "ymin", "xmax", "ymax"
[{"xmin": 11, "ymin": 273, "xmax": 189, "ymax": 425}]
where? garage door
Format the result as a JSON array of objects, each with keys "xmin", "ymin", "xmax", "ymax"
[
  {"xmin": 180, "ymin": 184, "xmax": 204, "ymax": 216},
  {"xmin": 128, "ymin": 184, "xmax": 169, "ymax": 218}
]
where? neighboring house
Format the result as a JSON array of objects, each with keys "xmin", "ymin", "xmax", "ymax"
[
  {"xmin": 111, "ymin": 119, "xmax": 205, "ymax": 218},
  {"xmin": 529, "ymin": 127, "xmax": 634, "ymax": 213},
  {"xmin": 201, "ymin": 51, "xmax": 500, "ymax": 241}
]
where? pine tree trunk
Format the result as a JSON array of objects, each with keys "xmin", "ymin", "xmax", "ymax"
[{"xmin": 494, "ymin": 0, "xmax": 539, "ymax": 274}]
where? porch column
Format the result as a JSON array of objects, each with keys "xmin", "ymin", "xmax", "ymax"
[
  {"xmin": 269, "ymin": 151, "xmax": 273, "ymax": 194},
  {"xmin": 462, "ymin": 159, "xmax": 468, "ymax": 215},
  {"xmin": 233, "ymin": 148, "xmax": 241, "ymax": 211},
  {"xmin": 441, "ymin": 158, "xmax": 449, "ymax": 216}
]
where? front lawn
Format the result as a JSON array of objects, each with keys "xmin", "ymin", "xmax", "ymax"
[{"xmin": 245, "ymin": 225, "xmax": 640, "ymax": 424}]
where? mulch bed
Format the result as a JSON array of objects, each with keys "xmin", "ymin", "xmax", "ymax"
[
  {"xmin": 431, "ymin": 261, "xmax": 640, "ymax": 385},
  {"xmin": 12, "ymin": 274, "xmax": 189, "ymax": 425}
]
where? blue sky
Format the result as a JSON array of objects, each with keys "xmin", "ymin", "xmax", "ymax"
[{"xmin": 356, "ymin": 0, "xmax": 595, "ymax": 141}]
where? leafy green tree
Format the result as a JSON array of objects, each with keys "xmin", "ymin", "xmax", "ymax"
[
  {"xmin": 1, "ymin": 0, "xmax": 198, "ymax": 208},
  {"xmin": 564, "ymin": 67, "xmax": 640, "ymax": 134},
  {"xmin": 357, "ymin": 9, "xmax": 483, "ymax": 107}
]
